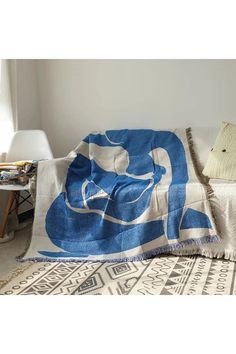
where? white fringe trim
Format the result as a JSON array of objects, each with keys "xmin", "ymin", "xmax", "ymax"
[{"xmin": 172, "ymin": 248, "xmax": 236, "ymax": 262}]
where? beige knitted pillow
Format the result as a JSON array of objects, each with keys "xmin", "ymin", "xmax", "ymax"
[{"xmin": 203, "ymin": 122, "xmax": 236, "ymax": 180}]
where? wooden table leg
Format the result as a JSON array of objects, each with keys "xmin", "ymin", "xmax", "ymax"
[{"xmin": 0, "ymin": 191, "xmax": 15, "ymax": 238}]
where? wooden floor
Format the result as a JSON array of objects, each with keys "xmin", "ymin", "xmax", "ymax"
[{"xmin": 0, "ymin": 223, "xmax": 32, "ymax": 279}]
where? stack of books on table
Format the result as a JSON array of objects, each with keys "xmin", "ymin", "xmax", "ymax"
[{"xmin": 0, "ymin": 161, "xmax": 37, "ymax": 186}]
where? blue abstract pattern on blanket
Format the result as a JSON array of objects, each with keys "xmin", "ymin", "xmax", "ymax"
[{"xmin": 40, "ymin": 129, "xmax": 216, "ymax": 261}]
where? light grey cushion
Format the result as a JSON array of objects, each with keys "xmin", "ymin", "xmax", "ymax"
[{"xmin": 191, "ymin": 127, "xmax": 218, "ymax": 171}]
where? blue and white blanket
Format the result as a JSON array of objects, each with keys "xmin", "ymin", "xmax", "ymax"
[{"xmin": 23, "ymin": 129, "xmax": 219, "ymax": 262}]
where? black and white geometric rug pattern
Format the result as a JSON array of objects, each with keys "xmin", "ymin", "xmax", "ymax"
[{"xmin": 1, "ymin": 255, "xmax": 236, "ymax": 295}]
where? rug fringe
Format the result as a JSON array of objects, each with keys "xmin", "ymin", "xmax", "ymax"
[{"xmin": 0, "ymin": 263, "xmax": 33, "ymax": 290}]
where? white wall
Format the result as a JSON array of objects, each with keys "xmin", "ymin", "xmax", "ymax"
[
  {"xmin": 36, "ymin": 59, "xmax": 236, "ymax": 157},
  {"xmin": 16, "ymin": 60, "xmax": 41, "ymax": 130}
]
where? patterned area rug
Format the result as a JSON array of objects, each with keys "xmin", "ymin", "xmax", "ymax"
[{"xmin": 1, "ymin": 255, "xmax": 236, "ymax": 295}]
